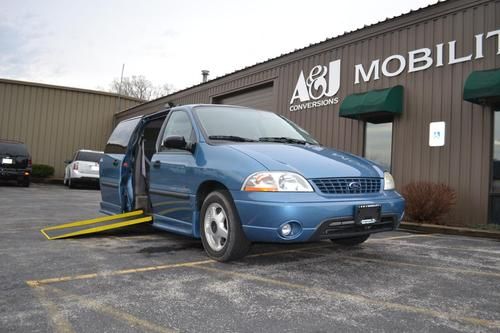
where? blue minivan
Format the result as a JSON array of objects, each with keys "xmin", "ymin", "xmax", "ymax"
[{"xmin": 100, "ymin": 104, "xmax": 405, "ymax": 261}]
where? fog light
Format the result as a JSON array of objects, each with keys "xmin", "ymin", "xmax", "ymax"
[
  {"xmin": 24, "ymin": 171, "xmax": 30, "ymax": 176},
  {"xmin": 281, "ymin": 223, "xmax": 292, "ymax": 236}
]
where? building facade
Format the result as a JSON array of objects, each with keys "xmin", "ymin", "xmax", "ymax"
[
  {"xmin": 116, "ymin": 0, "xmax": 499, "ymax": 226},
  {"xmin": 0, "ymin": 79, "xmax": 141, "ymax": 178}
]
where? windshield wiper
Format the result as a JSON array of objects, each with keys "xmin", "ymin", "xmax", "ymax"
[
  {"xmin": 208, "ymin": 135, "xmax": 257, "ymax": 142},
  {"xmin": 258, "ymin": 137, "xmax": 310, "ymax": 145}
]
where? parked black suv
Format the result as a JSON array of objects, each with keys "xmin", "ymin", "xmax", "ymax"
[{"xmin": 0, "ymin": 140, "xmax": 32, "ymax": 187}]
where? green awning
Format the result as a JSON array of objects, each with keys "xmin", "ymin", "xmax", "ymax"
[
  {"xmin": 463, "ymin": 68, "xmax": 500, "ymax": 105},
  {"xmin": 339, "ymin": 85, "xmax": 403, "ymax": 123}
]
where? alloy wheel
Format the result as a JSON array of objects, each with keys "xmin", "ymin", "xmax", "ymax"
[{"xmin": 203, "ymin": 202, "xmax": 228, "ymax": 251}]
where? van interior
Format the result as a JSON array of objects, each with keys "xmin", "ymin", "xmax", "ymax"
[{"xmin": 132, "ymin": 116, "xmax": 166, "ymax": 212}]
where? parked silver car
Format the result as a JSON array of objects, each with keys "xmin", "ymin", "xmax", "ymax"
[{"xmin": 64, "ymin": 149, "xmax": 103, "ymax": 188}]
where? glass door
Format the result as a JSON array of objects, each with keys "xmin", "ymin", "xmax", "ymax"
[
  {"xmin": 490, "ymin": 111, "xmax": 500, "ymax": 224},
  {"xmin": 364, "ymin": 122, "xmax": 393, "ymax": 171}
]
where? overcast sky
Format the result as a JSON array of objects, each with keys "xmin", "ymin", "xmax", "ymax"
[{"xmin": 1, "ymin": 0, "xmax": 438, "ymax": 93}]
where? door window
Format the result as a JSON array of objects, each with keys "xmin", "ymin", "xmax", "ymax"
[
  {"xmin": 364, "ymin": 122, "xmax": 393, "ymax": 171},
  {"xmin": 160, "ymin": 111, "xmax": 195, "ymax": 151},
  {"xmin": 105, "ymin": 118, "xmax": 141, "ymax": 154}
]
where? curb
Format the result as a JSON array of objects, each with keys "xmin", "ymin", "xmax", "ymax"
[
  {"xmin": 399, "ymin": 221, "xmax": 500, "ymax": 240},
  {"xmin": 31, "ymin": 177, "xmax": 64, "ymax": 185}
]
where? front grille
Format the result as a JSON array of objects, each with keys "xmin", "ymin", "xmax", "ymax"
[{"xmin": 311, "ymin": 177, "xmax": 382, "ymax": 194}]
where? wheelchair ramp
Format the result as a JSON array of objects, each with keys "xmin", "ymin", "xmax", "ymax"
[{"xmin": 41, "ymin": 210, "xmax": 152, "ymax": 240}]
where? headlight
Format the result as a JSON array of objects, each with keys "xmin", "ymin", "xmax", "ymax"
[
  {"xmin": 384, "ymin": 172, "xmax": 395, "ymax": 190},
  {"xmin": 242, "ymin": 172, "xmax": 314, "ymax": 192}
]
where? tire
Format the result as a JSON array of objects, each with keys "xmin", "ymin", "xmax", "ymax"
[
  {"xmin": 331, "ymin": 234, "xmax": 370, "ymax": 246},
  {"xmin": 68, "ymin": 178, "xmax": 76, "ymax": 189},
  {"xmin": 200, "ymin": 190, "xmax": 251, "ymax": 262}
]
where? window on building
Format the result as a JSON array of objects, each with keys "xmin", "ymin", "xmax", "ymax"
[
  {"xmin": 364, "ymin": 122, "xmax": 393, "ymax": 171},
  {"xmin": 490, "ymin": 111, "xmax": 500, "ymax": 224}
]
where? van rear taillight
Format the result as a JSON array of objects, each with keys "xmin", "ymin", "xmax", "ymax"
[
  {"xmin": 28, "ymin": 159, "xmax": 32, "ymax": 167},
  {"xmin": 73, "ymin": 162, "xmax": 79, "ymax": 170}
]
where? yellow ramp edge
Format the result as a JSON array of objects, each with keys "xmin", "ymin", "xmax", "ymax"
[{"xmin": 41, "ymin": 210, "xmax": 152, "ymax": 240}]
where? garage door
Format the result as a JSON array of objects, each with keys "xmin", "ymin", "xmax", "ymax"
[{"xmin": 215, "ymin": 84, "xmax": 274, "ymax": 111}]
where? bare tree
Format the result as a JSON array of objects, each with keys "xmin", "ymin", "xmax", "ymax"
[
  {"xmin": 151, "ymin": 83, "xmax": 174, "ymax": 100},
  {"xmin": 110, "ymin": 75, "xmax": 173, "ymax": 101}
]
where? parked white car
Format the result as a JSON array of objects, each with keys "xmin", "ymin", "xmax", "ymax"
[{"xmin": 64, "ymin": 149, "xmax": 103, "ymax": 188}]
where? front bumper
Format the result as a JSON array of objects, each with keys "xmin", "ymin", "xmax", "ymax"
[{"xmin": 231, "ymin": 190, "xmax": 405, "ymax": 243}]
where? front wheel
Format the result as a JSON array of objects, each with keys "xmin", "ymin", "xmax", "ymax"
[
  {"xmin": 200, "ymin": 190, "xmax": 250, "ymax": 262},
  {"xmin": 331, "ymin": 234, "xmax": 370, "ymax": 246}
]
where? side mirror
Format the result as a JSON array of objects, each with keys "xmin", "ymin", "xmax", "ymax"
[
  {"xmin": 64, "ymin": 160, "xmax": 72, "ymax": 164},
  {"xmin": 163, "ymin": 136, "xmax": 187, "ymax": 150}
]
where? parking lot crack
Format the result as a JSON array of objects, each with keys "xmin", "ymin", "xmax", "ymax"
[{"xmin": 192, "ymin": 265, "xmax": 500, "ymax": 330}]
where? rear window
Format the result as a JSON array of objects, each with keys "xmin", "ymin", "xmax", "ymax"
[
  {"xmin": 104, "ymin": 118, "xmax": 141, "ymax": 154},
  {"xmin": 0, "ymin": 142, "xmax": 29, "ymax": 156},
  {"xmin": 76, "ymin": 151, "xmax": 102, "ymax": 162}
]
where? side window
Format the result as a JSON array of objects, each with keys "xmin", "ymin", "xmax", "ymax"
[
  {"xmin": 364, "ymin": 121, "xmax": 393, "ymax": 171},
  {"xmin": 160, "ymin": 111, "xmax": 195, "ymax": 151}
]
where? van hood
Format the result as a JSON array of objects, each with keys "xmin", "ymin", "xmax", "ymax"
[{"xmin": 229, "ymin": 144, "xmax": 383, "ymax": 179}]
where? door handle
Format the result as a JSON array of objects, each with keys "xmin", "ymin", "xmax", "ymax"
[{"xmin": 153, "ymin": 160, "xmax": 161, "ymax": 168}]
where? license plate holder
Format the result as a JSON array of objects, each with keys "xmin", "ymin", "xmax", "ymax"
[
  {"xmin": 355, "ymin": 204, "xmax": 381, "ymax": 225},
  {"xmin": 2, "ymin": 158, "xmax": 13, "ymax": 165}
]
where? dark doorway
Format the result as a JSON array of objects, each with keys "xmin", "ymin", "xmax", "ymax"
[{"xmin": 490, "ymin": 110, "xmax": 500, "ymax": 224}]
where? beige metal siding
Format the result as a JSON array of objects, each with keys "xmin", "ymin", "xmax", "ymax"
[
  {"xmin": 0, "ymin": 79, "xmax": 141, "ymax": 178},
  {"xmin": 116, "ymin": 0, "xmax": 499, "ymax": 226},
  {"xmin": 214, "ymin": 84, "xmax": 274, "ymax": 110}
]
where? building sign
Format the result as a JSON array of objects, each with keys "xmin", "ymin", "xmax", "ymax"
[
  {"xmin": 289, "ymin": 28, "xmax": 500, "ymax": 112},
  {"xmin": 289, "ymin": 60, "xmax": 341, "ymax": 111},
  {"xmin": 429, "ymin": 121, "xmax": 446, "ymax": 147}
]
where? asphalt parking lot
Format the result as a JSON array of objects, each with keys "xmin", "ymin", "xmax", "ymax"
[{"xmin": 1, "ymin": 184, "xmax": 499, "ymax": 332}]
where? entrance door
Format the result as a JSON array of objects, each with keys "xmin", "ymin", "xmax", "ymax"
[
  {"xmin": 490, "ymin": 111, "xmax": 500, "ymax": 224},
  {"xmin": 364, "ymin": 121, "xmax": 393, "ymax": 171}
]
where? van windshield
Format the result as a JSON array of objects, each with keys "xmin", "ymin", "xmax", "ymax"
[{"xmin": 194, "ymin": 106, "xmax": 318, "ymax": 145}]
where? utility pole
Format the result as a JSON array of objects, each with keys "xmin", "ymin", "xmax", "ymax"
[{"xmin": 116, "ymin": 64, "xmax": 125, "ymax": 114}]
